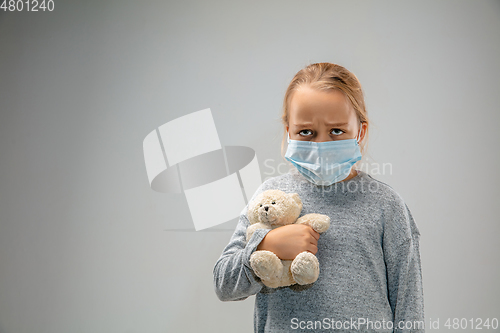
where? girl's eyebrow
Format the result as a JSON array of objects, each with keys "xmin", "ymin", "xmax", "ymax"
[
  {"xmin": 293, "ymin": 122, "xmax": 349, "ymax": 127},
  {"xmin": 326, "ymin": 122, "xmax": 349, "ymax": 127}
]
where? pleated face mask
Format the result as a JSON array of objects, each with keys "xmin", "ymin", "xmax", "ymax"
[{"xmin": 284, "ymin": 123, "xmax": 363, "ymax": 186}]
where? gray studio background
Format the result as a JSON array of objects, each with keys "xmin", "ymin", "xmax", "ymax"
[{"xmin": 1, "ymin": 1, "xmax": 499, "ymax": 332}]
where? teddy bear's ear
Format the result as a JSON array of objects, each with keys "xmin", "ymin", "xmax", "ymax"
[{"xmin": 289, "ymin": 193, "xmax": 302, "ymax": 209}]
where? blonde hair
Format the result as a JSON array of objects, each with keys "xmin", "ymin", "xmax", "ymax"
[{"xmin": 280, "ymin": 62, "xmax": 372, "ymax": 169}]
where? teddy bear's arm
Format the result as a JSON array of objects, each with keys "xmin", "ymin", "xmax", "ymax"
[
  {"xmin": 246, "ymin": 222, "xmax": 271, "ymax": 242},
  {"xmin": 295, "ymin": 213, "xmax": 331, "ymax": 234}
]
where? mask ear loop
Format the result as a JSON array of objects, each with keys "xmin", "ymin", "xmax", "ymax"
[
  {"xmin": 356, "ymin": 122, "xmax": 363, "ymax": 144},
  {"xmin": 287, "ymin": 130, "xmax": 290, "ymax": 143}
]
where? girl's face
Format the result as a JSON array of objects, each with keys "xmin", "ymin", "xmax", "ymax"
[{"xmin": 286, "ymin": 85, "xmax": 365, "ymax": 142}]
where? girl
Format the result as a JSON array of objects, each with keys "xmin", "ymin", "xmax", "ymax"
[{"xmin": 213, "ymin": 62, "xmax": 425, "ymax": 333}]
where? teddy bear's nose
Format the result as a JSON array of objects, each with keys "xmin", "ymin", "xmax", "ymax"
[{"xmin": 264, "ymin": 206, "xmax": 269, "ymax": 211}]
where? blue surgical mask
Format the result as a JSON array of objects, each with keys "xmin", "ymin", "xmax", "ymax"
[{"xmin": 285, "ymin": 124, "xmax": 363, "ymax": 186}]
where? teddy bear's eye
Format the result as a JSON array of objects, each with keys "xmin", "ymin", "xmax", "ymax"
[
  {"xmin": 260, "ymin": 204, "xmax": 262, "ymax": 207},
  {"xmin": 272, "ymin": 201, "xmax": 276, "ymax": 204}
]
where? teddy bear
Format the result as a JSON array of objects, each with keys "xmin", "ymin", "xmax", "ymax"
[{"xmin": 245, "ymin": 189, "xmax": 330, "ymax": 288}]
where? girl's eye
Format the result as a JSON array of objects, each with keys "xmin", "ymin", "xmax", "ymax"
[
  {"xmin": 272, "ymin": 201, "xmax": 276, "ymax": 204},
  {"xmin": 299, "ymin": 129, "xmax": 313, "ymax": 136},
  {"xmin": 299, "ymin": 129, "xmax": 344, "ymax": 136},
  {"xmin": 331, "ymin": 128, "xmax": 344, "ymax": 136}
]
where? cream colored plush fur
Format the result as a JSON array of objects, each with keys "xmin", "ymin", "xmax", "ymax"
[{"xmin": 246, "ymin": 189, "xmax": 330, "ymax": 288}]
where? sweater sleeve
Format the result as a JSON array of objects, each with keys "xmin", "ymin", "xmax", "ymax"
[
  {"xmin": 383, "ymin": 197, "xmax": 425, "ymax": 332},
  {"xmin": 213, "ymin": 182, "xmax": 273, "ymax": 302}
]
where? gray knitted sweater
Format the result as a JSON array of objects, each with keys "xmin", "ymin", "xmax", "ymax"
[{"xmin": 213, "ymin": 168, "xmax": 425, "ymax": 333}]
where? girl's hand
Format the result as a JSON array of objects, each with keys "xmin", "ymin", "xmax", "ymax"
[{"xmin": 256, "ymin": 224, "xmax": 320, "ymax": 260}]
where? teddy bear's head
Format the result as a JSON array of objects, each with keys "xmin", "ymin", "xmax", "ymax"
[{"xmin": 247, "ymin": 189, "xmax": 303, "ymax": 227}]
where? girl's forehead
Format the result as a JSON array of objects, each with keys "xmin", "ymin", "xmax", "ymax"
[{"xmin": 289, "ymin": 88, "xmax": 357, "ymax": 125}]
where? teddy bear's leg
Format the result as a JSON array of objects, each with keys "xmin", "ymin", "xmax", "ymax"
[
  {"xmin": 290, "ymin": 251, "xmax": 320, "ymax": 285},
  {"xmin": 250, "ymin": 250, "xmax": 283, "ymax": 283}
]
